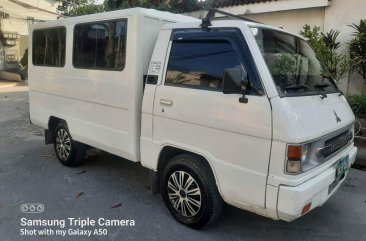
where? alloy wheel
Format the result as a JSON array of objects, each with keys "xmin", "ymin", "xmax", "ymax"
[
  {"xmin": 55, "ymin": 129, "xmax": 71, "ymax": 161},
  {"xmin": 167, "ymin": 171, "xmax": 202, "ymax": 217}
]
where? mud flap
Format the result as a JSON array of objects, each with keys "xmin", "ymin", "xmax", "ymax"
[
  {"xmin": 44, "ymin": 129, "xmax": 53, "ymax": 145},
  {"xmin": 149, "ymin": 170, "xmax": 160, "ymax": 195}
]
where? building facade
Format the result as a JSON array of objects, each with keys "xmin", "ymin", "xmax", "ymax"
[
  {"xmin": 0, "ymin": 0, "xmax": 59, "ymax": 72},
  {"xmin": 187, "ymin": 0, "xmax": 366, "ymax": 95}
]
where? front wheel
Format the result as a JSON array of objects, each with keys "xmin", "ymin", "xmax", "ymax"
[
  {"xmin": 53, "ymin": 122, "xmax": 86, "ymax": 167},
  {"xmin": 161, "ymin": 154, "xmax": 223, "ymax": 229}
]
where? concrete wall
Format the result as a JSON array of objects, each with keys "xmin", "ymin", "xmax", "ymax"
[
  {"xmin": 324, "ymin": 0, "xmax": 366, "ymax": 96},
  {"xmin": 24, "ymin": 0, "xmax": 59, "ymax": 12},
  {"xmin": 248, "ymin": 7, "xmax": 325, "ymax": 33}
]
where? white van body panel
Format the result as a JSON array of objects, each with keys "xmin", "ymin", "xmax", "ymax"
[
  {"xmin": 152, "ymin": 87, "xmax": 272, "ymax": 208},
  {"xmin": 29, "ymin": 8, "xmax": 196, "ymax": 161},
  {"xmin": 268, "ymin": 93, "xmax": 355, "ymax": 184},
  {"xmin": 141, "ymin": 21, "xmax": 274, "ymax": 211},
  {"xmin": 140, "ymin": 29, "xmax": 173, "ymax": 170},
  {"xmin": 277, "ymin": 145, "xmax": 356, "ymax": 221},
  {"xmin": 271, "ymin": 94, "xmax": 354, "ymax": 143}
]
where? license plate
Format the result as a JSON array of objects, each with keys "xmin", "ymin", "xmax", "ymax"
[{"xmin": 336, "ymin": 155, "xmax": 349, "ymax": 180}]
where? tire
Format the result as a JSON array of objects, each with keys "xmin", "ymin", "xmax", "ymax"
[
  {"xmin": 53, "ymin": 122, "xmax": 86, "ymax": 167},
  {"xmin": 160, "ymin": 154, "xmax": 223, "ymax": 229}
]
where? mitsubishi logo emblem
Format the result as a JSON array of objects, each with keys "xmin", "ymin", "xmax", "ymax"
[{"xmin": 333, "ymin": 111, "xmax": 341, "ymax": 123}]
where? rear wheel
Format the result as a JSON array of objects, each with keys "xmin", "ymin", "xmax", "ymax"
[
  {"xmin": 53, "ymin": 122, "xmax": 86, "ymax": 167},
  {"xmin": 161, "ymin": 154, "xmax": 223, "ymax": 229}
]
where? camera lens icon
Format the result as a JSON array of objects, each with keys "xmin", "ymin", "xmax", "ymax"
[{"xmin": 21, "ymin": 203, "xmax": 44, "ymax": 213}]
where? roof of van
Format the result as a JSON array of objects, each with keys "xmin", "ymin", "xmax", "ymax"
[
  {"xmin": 162, "ymin": 19, "xmax": 305, "ymax": 39},
  {"xmin": 29, "ymin": 7, "xmax": 303, "ymax": 40},
  {"xmin": 30, "ymin": 7, "xmax": 199, "ymax": 30},
  {"xmin": 161, "ymin": 19, "xmax": 305, "ymax": 40}
]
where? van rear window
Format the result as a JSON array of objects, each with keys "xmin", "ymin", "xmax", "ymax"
[
  {"xmin": 73, "ymin": 19, "xmax": 127, "ymax": 71},
  {"xmin": 32, "ymin": 27, "xmax": 66, "ymax": 67}
]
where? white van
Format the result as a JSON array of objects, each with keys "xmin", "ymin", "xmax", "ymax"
[{"xmin": 29, "ymin": 8, "xmax": 357, "ymax": 229}]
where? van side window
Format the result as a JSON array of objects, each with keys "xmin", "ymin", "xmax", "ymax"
[
  {"xmin": 32, "ymin": 27, "xmax": 66, "ymax": 67},
  {"xmin": 73, "ymin": 19, "xmax": 127, "ymax": 71},
  {"xmin": 165, "ymin": 40, "xmax": 243, "ymax": 90}
]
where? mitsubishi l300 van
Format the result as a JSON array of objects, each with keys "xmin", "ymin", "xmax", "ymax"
[{"xmin": 28, "ymin": 8, "xmax": 357, "ymax": 229}]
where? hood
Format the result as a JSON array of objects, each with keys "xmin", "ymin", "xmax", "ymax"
[{"xmin": 271, "ymin": 93, "xmax": 355, "ymax": 143}]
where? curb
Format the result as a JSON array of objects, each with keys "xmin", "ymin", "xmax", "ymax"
[{"xmin": 0, "ymin": 83, "xmax": 17, "ymax": 88}]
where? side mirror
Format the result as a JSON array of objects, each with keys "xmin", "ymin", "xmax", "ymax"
[{"xmin": 223, "ymin": 67, "xmax": 249, "ymax": 103}]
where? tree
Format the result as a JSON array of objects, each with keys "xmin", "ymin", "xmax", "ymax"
[
  {"xmin": 349, "ymin": 19, "xmax": 366, "ymax": 82},
  {"xmin": 57, "ymin": 0, "xmax": 104, "ymax": 16},
  {"xmin": 104, "ymin": 0, "xmax": 125, "ymax": 10},
  {"xmin": 169, "ymin": 0, "xmax": 201, "ymax": 12},
  {"xmin": 70, "ymin": 3, "xmax": 104, "ymax": 15},
  {"xmin": 300, "ymin": 25, "xmax": 349, "ymax": 82},
  {"xmin": 104, "ymin": 0, "xmax": 205, "ymax": 13}
]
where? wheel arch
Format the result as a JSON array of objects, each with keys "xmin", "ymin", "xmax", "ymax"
[
  {"xmin": 153, "ymin": 145, "xmax": 222, "ymax": 197},
  {"xmin": 45, "ymin": 116, "xmax": 66, "ymax": 144}
]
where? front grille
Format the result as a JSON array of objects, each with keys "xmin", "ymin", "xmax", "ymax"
[{"xmin": 322, "ymin": 131, "xmax": 353, "ymax": 158}]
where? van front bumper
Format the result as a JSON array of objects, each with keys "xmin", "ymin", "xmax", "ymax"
[{"xmin": 277, "ymin": 146, "xmax": 357, "ymax": 222}]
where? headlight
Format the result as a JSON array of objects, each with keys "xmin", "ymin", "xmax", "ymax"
[{"xmin": 286, "ymin": 144, "xmax": 309, "ymax": 174}]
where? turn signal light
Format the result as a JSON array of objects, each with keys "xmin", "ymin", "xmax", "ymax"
[
  {"xmin": 301, "ymin": 202, "xmax": 312, "ymax": 215},
  {"xmin": 287, "ymin": 145, "xmax": 302, "ymax": 160},
  {"xmin": 286, "ymin": 144, "xmax": 309, "ymax": 174}
]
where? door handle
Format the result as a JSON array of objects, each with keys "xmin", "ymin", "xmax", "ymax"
[{"xmin": 160, "ymin": 99, "xmax": 173, "ymax": 106}]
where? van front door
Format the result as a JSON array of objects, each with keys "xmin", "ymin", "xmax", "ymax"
[{"xmin": 153, "ymin": 28, "xmax": 272, "ymax": 210}]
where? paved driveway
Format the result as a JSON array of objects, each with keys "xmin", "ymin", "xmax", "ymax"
[{"xmin": 0, "ymin": 83, "xmax": 365, "ymax": 241}]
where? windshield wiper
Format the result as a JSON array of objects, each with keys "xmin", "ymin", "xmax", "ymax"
[
  {"xmin": 284, "ymin": 85, "xmax": 327, "ymax": 99},
  {"xmin": 314, "ymin": 84, "xmax": 329, "ymax": 89},
  {"xmin": 284, "ymin": 85, "xmax": 307, "ymax": 91},
  {"xmin": 315, "ymin": 83, "xmax": 344, "ymax": 97}
]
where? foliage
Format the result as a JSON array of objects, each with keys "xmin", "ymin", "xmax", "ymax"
[
  {"xmin": 70, "ymin": 4, "xmax": 104, "ymax": 16},
  {"xmin": 300, "ymin": 25, "xmax": 349, "ymax": 82},
  {"xmin": 104, "ymin": 0, "xmax": 206, "ymax": 13},
  {"xmin": 168, "ymin": 0, "xmax": 203, "ymax": 13},
  {"xmin": 348, "ymin": 95, "xmax": 366, "ymax": 118},
  {"xmin": 57, "ymin": 0, "xmax": 208, "ymax": 16},
  {"xmin": 349, "ymin": 19, "xmax": 366, "ymax": 81},
  {"xmin": 20, "ymin": 49, "xmax": 28, "ymax": 67},
  {"xmin": 57, "ymin": 0, "xmax": 104, "ymax": 16},
  {"xmin": 264, "ymin": 54, "xmax": 298, "ymax": 88}
]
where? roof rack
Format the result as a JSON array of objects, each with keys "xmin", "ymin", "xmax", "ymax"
[{"xmin": 200, "ymin": 8, "xmax": 261, "ymax": 29}]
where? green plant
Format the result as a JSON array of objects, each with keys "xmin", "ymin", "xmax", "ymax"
[
  {"xmin": 57, "ymin": 0, "xmax": 104, "ymax": 16},
  {"xmin": 20, "ymin": 49, "xmax": 28, "ymax": 67},
  {"xmin": 348, "ymin": 95, "xmax": 366, "ymax": 118},
  {"xmin": 70, "ymin": 3, "xmax": 104, "ymax": 15},
  {"xmin": 300, "ymin": 25, "xmax": 349, "ymax": 82},
  {"xmin": 349, "ymin": 19, "xmax": 366, "ymax": 82},
  {"xmin": 103, "ymin": 0, "xmax": 207, "ymax": 13}
]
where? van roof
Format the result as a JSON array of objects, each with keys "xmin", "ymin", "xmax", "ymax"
[
  {"xmin": 30, "ymin": 7, "xmax": 304, "ymax": 40},
  {"xmin": 30, "ymin": 7, "xmax": 198, "ymax": 30},
  {"xmin": 162, "ymin": 19, "xmax": 305, "ymax": 40}
]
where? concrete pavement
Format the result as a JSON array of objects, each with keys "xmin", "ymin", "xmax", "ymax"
[{"xmin": 0, "ymin": 82, "xmax": 365, "ymax": 241}]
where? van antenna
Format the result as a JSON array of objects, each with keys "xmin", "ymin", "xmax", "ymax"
[{"xmin": 200, "ymin": 8, "xmax": 261, "ymax": 29}]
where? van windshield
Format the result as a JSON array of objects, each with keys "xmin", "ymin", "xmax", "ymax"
[{"xmin": 251, "ymin": 27, "xmax": 339, "ymax": 97}]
